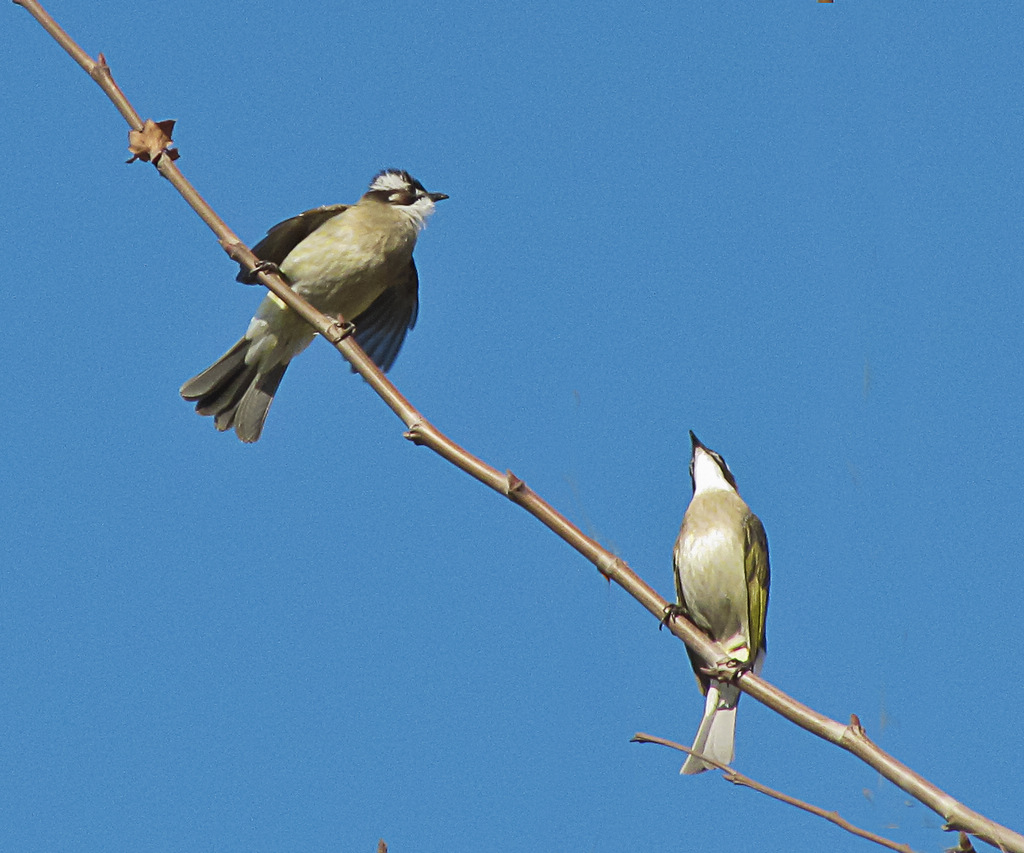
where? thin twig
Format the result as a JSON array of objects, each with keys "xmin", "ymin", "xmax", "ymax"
[
  {"xmin": 11, "ymin": 3, "xmax": 1024, "ymax": 852},
  {"xmin": 632, "ymin": 732, "xmax": 918, "ymax": 853},
  {"xmin": 947, "ymin": 832, "xmax": 979, "ymax": 853}
]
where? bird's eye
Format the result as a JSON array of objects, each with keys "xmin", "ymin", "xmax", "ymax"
[{"xmin": 389, "ymin": 190, "xmax": 415, "ymax": 205}]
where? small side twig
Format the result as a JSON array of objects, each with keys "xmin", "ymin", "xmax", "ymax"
[
  {"xmin": 946, "ymin": 832, "xmax": 978, "ymax": 853},
  {"xmin": 632, "ymin": 732, "xmax": 919, "ymax": 853}
]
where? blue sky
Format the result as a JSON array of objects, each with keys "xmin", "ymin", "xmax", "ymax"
[{"xmin": 3, "ymin": 2, "xmax": 1022, "ymax": 851}]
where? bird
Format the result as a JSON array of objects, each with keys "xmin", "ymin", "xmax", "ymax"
[
  {"xmin": 671, "ymin": 431, "xmax": 770, "ymax": 774},
  {"xmin": 180, "ymin": 169, "xmax": 448, "ymax": 442}
]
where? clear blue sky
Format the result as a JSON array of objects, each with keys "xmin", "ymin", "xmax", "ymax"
[{"xmin": 3, "ymin": 3, "xmax": 1022, "ymax": 851}]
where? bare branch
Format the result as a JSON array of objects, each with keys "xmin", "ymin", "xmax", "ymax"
[
  {"xmin": 12, "ymin": 2, "xmax": 1024, "ymax": 851},
  {"xmin": 633, "ymin": 732, "xmax": 919, "ymax": 853}
]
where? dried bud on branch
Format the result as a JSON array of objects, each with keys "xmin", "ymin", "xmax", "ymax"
[{"xmin": 127, "ymin": 118, "xmax": 178, "ymax": 164}]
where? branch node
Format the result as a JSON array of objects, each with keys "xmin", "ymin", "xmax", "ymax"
[
  {"xmin": 403, "ymin": 421, "xmax": 428, "ymax": 445},
  {"xmin": 596, "ymin": 552, "xmax": 625, "ymax": 581},
  {"xmin": 126, "ymin": 118, "xmax": 179, "ymax": 164},
  {"xmin": 839, "ymin": 713, "xmax": 874, "ymax": 752},
  {"xmin": 221, "ymin": 240, "xmax": 247, "ymax": 264},
  {"xmin": 91, "ymin": 51, "xmax": 110, "ymax": 80},
  {"xmin": 323, "ymin": 319, "xmax": 355, "ymax": 345},
  {"xmin": 722, "ymin": 769, "xmax": 743, "ymax": 785},
  {"xmin": 505, "ymin": 470, "xmax": 526, "ymax": 498}
]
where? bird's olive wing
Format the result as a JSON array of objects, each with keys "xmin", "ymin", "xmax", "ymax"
[
  {"xmin": 235, "ymin": 204, "xmax": 351, "ymax": 284},
  {"xmin": 743, "ymin": 512, "xmax": 770, "ymax": 660}
]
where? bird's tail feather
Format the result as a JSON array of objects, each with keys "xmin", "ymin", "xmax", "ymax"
[
  {"xmin": 180, "ymin": 338, "xmax": 288, "ymax": 443},
  {"xmin": 680, "ymin": 681, "xmax": 739, "ymax": 774},
  {"xmin": 231, "ymin": 362, "xmax": 287, "ymax": 442}
]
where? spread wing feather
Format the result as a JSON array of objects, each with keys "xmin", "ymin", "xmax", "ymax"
[{"xmin": 351, "ymin": 259, "xmax": 419, "ymax": 372}]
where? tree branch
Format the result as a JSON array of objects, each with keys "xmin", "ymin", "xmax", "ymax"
[
  {"xmin": 12, "ymin": 2, "xmax": 1023, "ymax": 851},
  {"xmin": 632, "ymin": 732, "xmax": 919, "ymax": 853}
]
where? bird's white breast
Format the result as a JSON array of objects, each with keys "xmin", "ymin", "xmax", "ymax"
[{"xmin": 674, "ymin": 491, "xmax": 752, "ymax": 660}]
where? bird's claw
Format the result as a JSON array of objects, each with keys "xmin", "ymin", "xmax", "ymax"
[
  {"xmin": 700, "ymin": 657, "xmax": 748, "ymax": 683},
  {"xmin": 246, "ymin": 260, "xmax": 282, "ymax": 283},
  {"xmin": 659, "ymin": 603, "xmax": 686, "ymax": 631},
  {"xmin": 325, "ymin": 318, "xmax": 355, "ymax": 345}
]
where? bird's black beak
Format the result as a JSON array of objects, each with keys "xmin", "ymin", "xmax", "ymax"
[
  {"xmin": 689, "ymin": 430, "xmax": 705, "ymax": 453},
  {"xmin": 428, "ymin": 192, "xmax": 449, "ymax": 202}
]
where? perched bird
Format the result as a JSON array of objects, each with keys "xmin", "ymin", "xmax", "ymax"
[
  {"xmin": 180, "ymin": 169, "xmax": 447, "ymax": 442},
  {"xmin": 671, "ymin": 431, "xmax": 769, "ymax": 774}
]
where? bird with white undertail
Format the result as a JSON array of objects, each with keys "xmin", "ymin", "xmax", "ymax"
[
  {"xmin": 671, "ymin": 431, "xmax": 770, "ymax": 774},
  {"xmin": 180, "ymin": 169, "xmax": 447, "ymax": 442}
]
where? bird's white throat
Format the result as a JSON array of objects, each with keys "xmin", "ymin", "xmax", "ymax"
[{"xmin": 692, "ymin": 450, "xmax": 736, "ymax": 494}]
